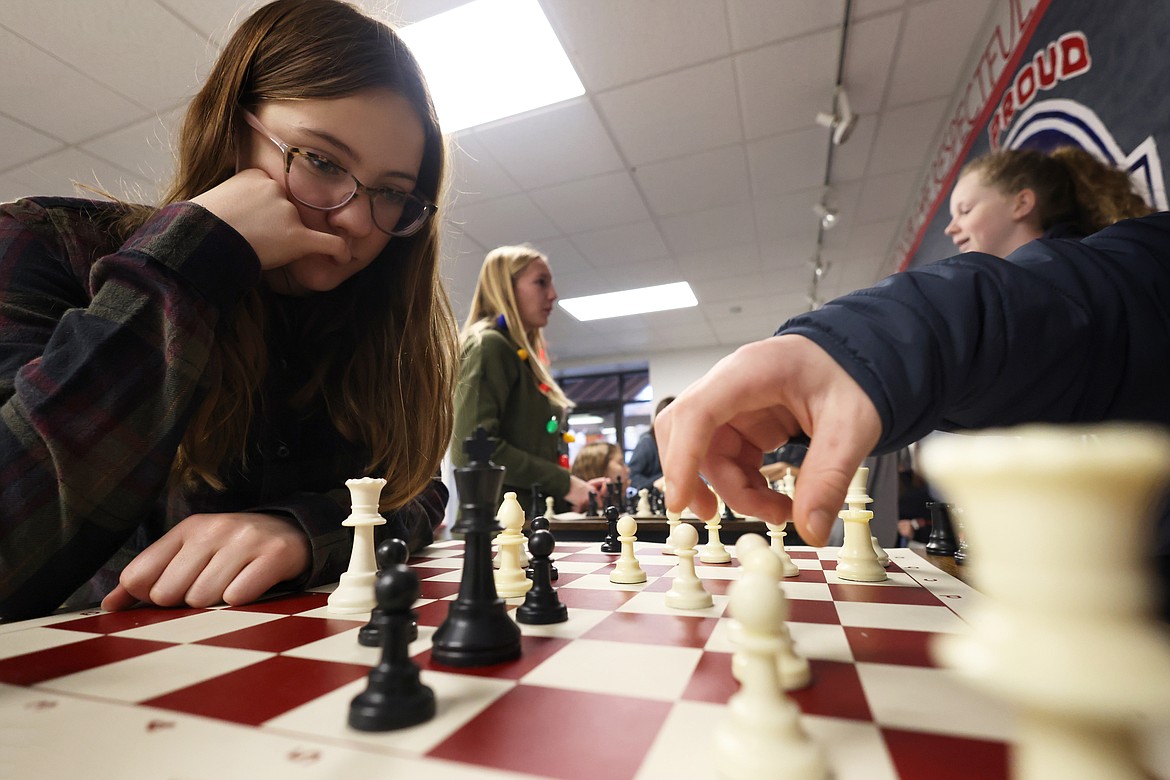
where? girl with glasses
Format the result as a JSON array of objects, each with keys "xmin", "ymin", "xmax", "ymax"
[{"xmin": 0, "ymin": 0, "xmax": 456, "ymax": 621}]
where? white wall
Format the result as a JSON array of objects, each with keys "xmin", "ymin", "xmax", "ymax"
[{"xmin": 647, "ymin": 344, "xmax": 740, "ymax": 400}]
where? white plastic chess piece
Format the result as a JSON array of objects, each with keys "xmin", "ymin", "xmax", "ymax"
[
  {"xmin": 636, "ymin": 488, "xmax": 652, "ymax": 517},
  {"xmin": 609, "ymin": 515, "xmax": 647, "ymax": 584},
  {"xmin": 328, "ymin": 478, "xmax": 387, "ymax": 614},
  {"xmin": 765, "ymin": 521, "xmax": 800, "ymax": 577},
  {"xmin": 782, "ymin": 467, "xmax": 796, "ymax": 499},
  {"xmin": 494, "ymin": 491, "xmax": 528, "ymax": 568},
  {"xmin": 665, "ymin": 522, "xmax": 713, "ymax": 609},
  {"xmin": 835, "ymin": 467, "xmax": 886, "ymax": 582},
  {"xmin": 922, "ymin": 424, "xmax": 1170, "ymax": 780},
  {"xmin": 494, "ymin": 491, "xmax": 532, "ymax": 598},
  {"xmin": 545, "ymin": 495, "xmax": 556, "ymax": 519},
  {"xmin": 716, "ymin": 543, "xmax": 827, "ymax": 779},
  {"xmin": 699, "ymin": 504, "xmax": 731, "ymax": 564},
  {"xmin": 734, "ymin": 534, "xmax": 811, "ymax": 690},
  {"xmin": 662, "ymin": 509, "xmax": 682, "ymax": 555},
  {"xmin": 872, "ymin": 535, "xmax": 890, "ymax": 567}
]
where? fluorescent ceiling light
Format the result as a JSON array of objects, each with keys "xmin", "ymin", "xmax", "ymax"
[
  {"xmin": 399, "ymin": 0, "xmax": 584, "ymax": 133},
  {"xmin": 568, "ymin": 414, "xmax": 604, "ymax": 426},
  {"xmin": 559, "ymin": 282, "xmax": 698, "ymax": 322}
]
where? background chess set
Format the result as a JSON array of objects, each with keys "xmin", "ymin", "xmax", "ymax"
[{"xmin": 5, "ymin": 540, "xmax": 1169, "ymax": 779}]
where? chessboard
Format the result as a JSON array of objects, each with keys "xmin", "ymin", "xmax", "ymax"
[{"xmin": 2, "ymin": 540, "xmax": 1168, "ymax": 779}]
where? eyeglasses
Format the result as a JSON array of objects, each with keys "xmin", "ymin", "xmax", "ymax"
[{"xmin": 242, "ymin": 110, "xmax": 435, "ymax": 237}]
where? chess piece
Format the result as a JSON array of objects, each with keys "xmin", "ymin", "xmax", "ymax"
[
  {"xmin": 764, "ymin": 521, "xmax": 800, "ymax": 577},
  {"xmin": 358, "ymin": 537, "xmax": 414, "ymax": 647},
  {"xmin": 699, "ymin": 506, "xmax": 731, "ymax": 564},
  {"xmin": 662, "ymin": 509, "xmax": 683, "ymax": 556},
  {"xmin": 872, "ymin": 536, "xmax": 890, "ymax": 567},
  {"xmin": 348, "ymin": 563, "xmax": 435, "ymax": 731},
  {"xmin": 494, "ymin": 491, "xmax": 533, "ymax": 598},
  {"xmin": 925, "ymin": 500, "xmax": 958, "ymax": 556},
  {"xmin": 716, "ymin": 541, "xmax": 827, "ymax": 778},
  {"xmin": 600, "ymin": 504, "xmax": 621, "ymax": 553},
  {"xmin": 781, "ymin": 467, "xmax": 796, "ymax": 498},
  {"xmin": 586, "ymin": 490, "xmax": 599, "ymax": 517},
  {"xmin": 636, "ymin": 488, "xmax": 652, "ymax": 517},
  {"xmin": 952, "ymin": 505, "xmax": 969, "ymax": 565},
  {"xmin": 734, "ymin": 534, "xmax": 811, "ymax": 691},
  {"xmin": 431, "ymin": 428, "xmax": 522, "ymax": 667},
  {"xmin": 922, "ymin": 424, "xmax": 1170, "ymax": 780},
  {"xmin": 609, "ymin": 515, "xmax": 647, "ymax": 584},
  {"xmin": 665, "ymin": 522, "xmax": 712, "ymax": 609},
  {"xmin": 328, "ymin": 477, "xmax": 387, "ymax": 614},
  {"xmin": 545, "ymin": 494, "xmax": 556, "ymax": 520},
  {"xmin": 526, "ymin": 516, "xmax": 558, "ymax": 581},
  {"xmin": 835, "ymin": 467, "xmax": 886, "ymax": 582},
  {"xmin": 516, "ymin": 529, "xmax": 568, "ymax": 624}
]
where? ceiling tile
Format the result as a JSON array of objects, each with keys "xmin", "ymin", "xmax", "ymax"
[
  {"xmin": 0, "ymin": 114, "xmax": 63, "ymax": 172},
  {"xmin": 840, "ymin": 11, "xmax": 903, "ymax": 115},
  {"xmin": 635, "ymin": 146, "xmax": 751, "ymax": 218},
  {"xmin": 3, "ymin": 0, "xmax": 214, "ymax": 108},
  {"xmin": 472, "ymin": 98, "xmax": 624, "ymax": 189},
  {"xmin": 736, "ymin": 29, "xmax": 841, "ymax": 140},
  {"xmin": 532, "ymin": 171, "xmax": 650, "ymax": 235},
  {"xmin": 542, "ymin": 0, "xmax": 731, "ymax": 90},
  {"xmin": 855, "ymin": 169, "xmax": 919, "ymax": 224},
  {"xmin": 0, "ymin": 28, "xmax": 146, "ymax": 144},
  {"xmin": 0, "ymin": 148, "xmax": 150, "ymax": 203},
  {"xmin": 672, "ymin": 243, "xmax": 762, "ymax": 282},
  {"xmin": 747, "ymin": 126, "xmax": 831, "ymax": 199},
  {"xmin": 80, "ymin": 108, "xmax": 183, "ymax": 202},
  {"xmin": 886, "ymin": 0, "xmax": 996, "ymax": 107},
  {"xmin": 658, "ymin": 204, "xmax": 759, "ymax": 258},
  {"xmin": 727, "ymin": 0, "xmax": 846, "ymax": 51},
  {"xmin": 596, "ymin": 60, "xmax": 743, "ymax": 166},
  {"xmin": 867, "ymin": 97, "xmax": 949, "ymax": 176},
  {"xmin": 451, "ymin": 193, "xmax": 563, "ymax": 249},
  {"xmin": 447, "ymin": 132, "xmax": 521, "ymax": 207},
  {"xmin": 569, "ymin": 221, "xmax": 669, "ymax": 268}
]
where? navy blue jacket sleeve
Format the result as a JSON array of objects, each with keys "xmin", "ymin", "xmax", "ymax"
[
  {"xmin": 627, "ymin": 434, "xmax": 661, "ymax": 490},
  {"xmin": 777, "ymin": 213, "xmax": 1170, "ymax": 454}
]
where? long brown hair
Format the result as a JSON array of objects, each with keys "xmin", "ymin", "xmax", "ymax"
[
  {"xmin": 460, "ymin": 244, "xmax": 570, "ymax": 410},
  {"xmin": 124, "ymin": 0, "xmax": 456, "ymax": 508},
  {"xmin": 962, "ymin": 147, "xmax": 1152, "ymax": 236}
]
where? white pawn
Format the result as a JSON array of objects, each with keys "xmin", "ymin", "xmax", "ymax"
[
  {"xmin": 545, "ymin": 495, "xmax": 556, "ymax": 519},
  {"xmin": 835, "ymin": 467, "xmax": 887, "ymax": 582},
  {"xmin": 665, "ymin": 523, "xmax": 713, "ymax": 609},
  {"xmin": 609, "ymin": 515, "xmax": 647, "ymax": 584},
  {"xmin": 734, "ymin": 534, "xmax": 811, "ymax": 690},
  {"xmin": 764, "ymin": 521, "xmax": 800, "ymax": 577},
  {"xmin": 662, "ymin": 508, "xmax": 682, "ymax": 555},
  {"xmin": 636, "ymin": 488, "xmax": 652, "ymax": 517},
  {"xmin": 494, "ymin": 491, "xmax": 533, "ymax": 598},
  {"xmin": 717, "ymin": 542, "xmax": 827, "ymax": 779},
  {"xmin": 699, "ymin": 503, "xmax": 731, "ymax": 564},
  {"xmin": 328, "ymin": 477, "xmax": 387, "ymax": 614},
  {"xmin": 781, "ymin": 467, "xmax": 796, "ymax": 498}
]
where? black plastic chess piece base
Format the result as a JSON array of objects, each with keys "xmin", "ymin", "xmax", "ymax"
[
  {"xmin": 348, "ymin": 670, "xmax": 435, "ymax": 731},
  {"xmin": 516, "ymin": 597, "xmax": 567, "ymax": 624},
  {"xmin": 359, "ymin": 618, "xmax": 418, "ymax": 647},
  {"xmin": 431, "ymin": 601, "xmax": 522, "ymax": 666}
]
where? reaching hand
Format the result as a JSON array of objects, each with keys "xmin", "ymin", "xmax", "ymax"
[
  {"xmin": 565, "ymin": 475, "xmax": 603, "ymax": 513},
  {"xmin": 100, "ymin": 512, "xmax": 312, "ymax": 611},
  {"xmin": 655, "ymin": 334, "xmax": 881, "ymax": 546},
  {"xmin": 191, "ymin": 168, "xmax": 349, "ymax": 270}
]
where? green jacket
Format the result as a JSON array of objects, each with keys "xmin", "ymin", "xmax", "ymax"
[{"xmin": 453, "ymin": 328, "xmax": 570, "ymax": 506}]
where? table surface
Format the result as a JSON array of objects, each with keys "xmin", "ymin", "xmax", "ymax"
[{"xmin": 0, "ymin": 539, "xmax": 1165, "ymax": 779}]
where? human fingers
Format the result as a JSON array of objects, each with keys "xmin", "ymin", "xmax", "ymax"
[
  {"xmin": 99, "ymin": 584, "xmax": 141, "ymax": 612},
  {"xmin": 110, "ymin": 530, "xmax": 188, "ymax": 607}
]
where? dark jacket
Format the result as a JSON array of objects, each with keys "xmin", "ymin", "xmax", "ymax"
[{"xmin": 627, "ymin": 433, "xmax": 661, "ymax": 491}]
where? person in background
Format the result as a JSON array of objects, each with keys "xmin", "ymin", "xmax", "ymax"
[
  {"xmin": 0, "ymin": 0, "xmax": 456, "ymax": 622},
  {"xmin": 571, "ymin": 441, "xmax": 628, "ymax": 504},
  {"xmin": 454, "ymin": 245, "xmax": 596, "ymax": 513},
  {"xmin": 655, "ymin": 210, "xmax": 1170, "ymax": 622},
  {"xmin": 945, "ymin": 146, "xmax": 1151, "ymax": 257},
  {"xmin": 628, "ymin": 396, "xmax": 675, "ymax": 492}
]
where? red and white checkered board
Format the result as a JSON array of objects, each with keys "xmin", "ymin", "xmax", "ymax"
[{"xmin": 2, "ymin": 540, "xmax": 1168, "ymax": 780}]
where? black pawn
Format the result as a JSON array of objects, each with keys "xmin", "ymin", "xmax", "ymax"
[
  {"xmin": 526, "ymin": 516, "xmax": 558, "ymax": 581},
  {"xmin": 586, "ymin": 491, "xmax": 599, "ymax": 517},
  {"xmin": 516, "ymin": 529, "xmax": 568, "ymax": 624},
  {"xmin": 348, "ymin": 564, "xmax": 435, "ymax": 731},
  {"xmin": 600, "ymin": 505, "xmax": 621, "ymax": 553},
  {"xmin": 359, "ymin": 538, "xmax": 414, "ymax": 647},
  {"xmin": 925, "ymin": 501, "xmax": 958, "ymax": 556}
]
